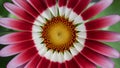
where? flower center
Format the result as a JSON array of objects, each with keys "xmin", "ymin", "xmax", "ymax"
[{"xmin": 42, "ymin": 17, "xmax": 77, "ymax": 52}]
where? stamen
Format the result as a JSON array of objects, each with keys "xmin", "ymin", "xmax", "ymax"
[{"xmin": 42, "ymin": 16, "xmax": 77, "ymax": 52}]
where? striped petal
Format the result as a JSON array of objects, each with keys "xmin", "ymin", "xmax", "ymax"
[
  {"xmin": 0, "ymin": 18, "xmax": 32, "ymax": 31},
  {"xmin": 25, "ymin": 54, "xmax": 41, "ymax": 68},
  {"xmin": 37, "ymin": 57, "xmax": 50, "ymax": 68},
  {"xmin": 65, "ymin": 0, "xmax": 79, "ymax": 18},
  {"xmin": 7, "ymin": 47, "xmax": 38, "ymax": 68},
  {"xmin": 85, "ymin": 40, "xmax": 120, "ymax": 58},
  {"xmin": 49, "ymin": 62, "xmax": 59, "ymax": 68},
  {"xmin": 4, "ymin": 3, "xmax": 35, "ymax": 22},
  {"xmin": 74, "ymin": 53, "xmax": 96, "ymax": 68},
  {"xmin": 27, "ymin": 0, "xmax": 47, "ymax": 14},
  {"xmin": 65, "ymin": 59, "xmax": 80, "ymax": 68},
  {"xmin": 12, "ymin": 0, "xmax": 39, "ymax": 18},
  {"xmin": 58, "ymin": 63, "xmax": 66, "ymax": 68},
  {"xmin": 0, "ymin": 40, "xmax": 34, "ymax": 57},
  {"xmin": 81, "ymin": 0, "xmax": 113, "ymax": 20},
  {"xmin": 81, "ymin": 47, "xmax": 114, "ymax": 68},
  {"xmin": 0, "ymin": 32, "xmax": 32, "ymax": 44},
  {"xmin": 46, "ymin": 0, "xmax": 57, "ymax": 17},
  {"xmin": 85, "ymin": 15, "xmax": 120, "ymax": 30},
  {"xmin": 58, "ymin": 0, "xmax": 67, "ymax": 7},
  {"xmin": 73, "ymin": 0, "xmax": 91, "ymax": 15},
  {"xmin": 87, "ymin": 30, "xmax": 120, "ymax": 42}
]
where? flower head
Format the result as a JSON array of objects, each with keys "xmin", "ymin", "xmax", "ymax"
[{"xmin": 0, "ymin": 0, "xmax": 120, "ymax": 68}]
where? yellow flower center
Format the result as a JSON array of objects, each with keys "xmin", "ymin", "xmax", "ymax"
[{"xmin": 42, "ymin": 17, "xmax": 77, "ymax": 52}]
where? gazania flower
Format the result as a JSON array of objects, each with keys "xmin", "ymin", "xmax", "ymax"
[{"xmin": 0, "ymin": 0, "xmax": 120, "ymax": 68}]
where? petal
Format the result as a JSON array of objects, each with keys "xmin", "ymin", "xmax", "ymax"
[
  {"xmin": 37, "ymin": 57, "xmax": 50, "ymax": 68},
  {"xmin": 74, "ymin": 53, "xmax": 96, "ymax": 68},
  {"xmin": 46, "ymin": 0, "xmax": 56, "ymax": 7},
  {"xmin": 7, "ymin": 47, "xmax": 38, "ymax": 68},
  {"xmin": 25, "ymin": 54, "xmax": 42, "ymax": 68},
  {"xmin": 81, "ymin": 47, "xmax": 114, "ymax": 68},
  {"xmin": 12, "ymin": 0, "xmax": 39, "ymax": 18},
  {"xmin": 58, "ymin": 0, "xmax": 67, "ymax": 7},
  {"xmin": 49, "ymin": 62, "xmax": 59, "ymax": 68},
  {"xmin": 58, "ymin": 63, "xmax": 66, "ymax": 68},
  {"xmin": 4, "ymin": 3, "xmax": 35, "ymax": 23},
  {"xmin": 65, "ymin": 59, "xmax": 80, "ymax": 68},
  {"xmin": 46, "ymin": 0, "xmax": 58, "ymax": 17},
  {"xmin": 85, "ymin": 15, "xmax": 120, "ymax": 30},
  {"xmin": 73, "ymin": 0, "xmax": 91, "ymax": 15},
  {"xmin": 67, "ymin": 0, "xmax": 79, "ymax": 9},
  {"xmin": 0, "ymin": 32, "xmax": 32, "ymax": 44},
  {"xmin": 58, "ymin": 0, "xmax": 67, "ymax": 16},
  {"xmin": 27, "ymin": 0, "xmax": 47, "ymax": 14},
  {"xmin": 85, "ymin": 40, "xmax": 120, "ymax": 58},
  {"xmin": 65, "ymin": 0, "xmax": 79, "ymax": 18},
  {"xmin": 87, "ymin": 30, "xmax": 120, "ymax": 42},
  {"xmin": 0, "ymin": 18, "xmax": 32, "ymax": 31},
  {"xmin": 81, "ymin": 0, "xmax": 113, "ymax": 20},
  {"xmin": 0, "ymin": 40, "xmax": 34, "ymax": 57}
]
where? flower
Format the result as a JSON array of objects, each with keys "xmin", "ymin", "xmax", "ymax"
[{"xmin": 0, "ymin": 0, "xmax": 120, "ymax": 68}]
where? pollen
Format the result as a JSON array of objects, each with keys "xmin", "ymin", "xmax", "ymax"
[{"xmin": 42, "ymin": 16, "xmax": 77, "ymax": 52}]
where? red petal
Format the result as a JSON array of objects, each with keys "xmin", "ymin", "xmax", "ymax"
[
  {"xmin": 67, "ymin": 0, "xmax": 79, "ymax": 9},
  {"xmin": 7, "ymin": 47, "xmax": 38, "ymax": 68},
  {"xmin": 12, "ymin": 0, "xmax": 39, "ymax": 18},
  {"xmin": 85, "ymin": 40, "xmax": 120, "ymax": 58},
  {"xmin": 37, "ymin": 57, "xmax": 50, "ymax": 68},
  {"xmin": 87, "ymin": 30, "xmax": 120, "ymax": 42},
  {"xmin": 74, "ymin": 53, "xmax": 96, "ymax": 68},
  {"xmin": 73, "ymin": 0, "xmax": 91, "ymax": 14},
  {"xmin": 58, "ymin": 0, "xmax": 67, "ymax": 7},
  {"xmin": 81, "ymin": 0, "xmax": 113, "ymax": 20},
  {"xmin": 49, "ymin": 62, "xmax": 59, "ymax": 68},
  {"xmin": 27, "ymin": 0, "xmax": 47, "ymax": 14},
  {"xmin": 81, "ymin": 47, "xmax": 114, "ymax": 68},
  {"xmin": 65, "ymin": 59, "xmax": 80, "ymax": 68},
  {"xmin": 0, "ymin": 18, "xmax": 32, "ymax": 31},
  {"xmin": 46, "ymin": 0, "xmax": 56, "ymax": 7},
  {"xmin": 0, "ymin": 40, "xmax": 34, "ymax": 57},
  {"xmin": 0, "ymin": 32, "xmax": 32, "ymax": 44},
  {"xmin": 25, "ymin": 54, "xmax": 42, "ymax": 68},
  {"xmin": 58, "ymin": 63, "xmax": 66, "ymax": 68},
  {"xmin": 85, "ymin": 15, "xmax": 120, "ymax": 30},
  {"xmin": 4, "ymin": 3, "xmax": 35, "ymax": 22}
]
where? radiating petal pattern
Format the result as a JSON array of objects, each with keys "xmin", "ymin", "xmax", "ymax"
[{"xmin": 0, "ymin": 0, "xmax": 120, "ymax": 68}]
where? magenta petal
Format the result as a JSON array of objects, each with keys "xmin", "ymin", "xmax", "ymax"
[
  {"xmin": 7, "ymin": 47, "xmax": 38, "ymax": 68},
  {"xmin": 85, "ymin": 40, "xmax": 120, "ymax": 58},
  {"xmin": 46, "ymin": 0, "xmax": 56, "ymax": 7},
  {"xmin": 58, "ymin": 0, "xmax": 67, "ymax": 7},
  {"xmin": 81, "ymin": 47, "xmax": 114, "ymax": 68},
  {"xmin": 27, "ymin": 0, "xmax": 47, "ymax": 14},
  {"xmin": 25, "ymin": 54, "xmax": 42, "ymax": 68},
  {"xmin": 85, "ymin": 15, "xmax": 120, "ymax": 30},
  {"xmin": 0, "ymin": 32, "xmax": 32, "ymax": 44},
  {"xmin": 0, "ymin": 18, "xmax": 32, "ymax": 31},
  {"xmin": 73, "ymin": 0, "xmax": 91, "ymax": 14},
  {"xmin": 81, "ymin": 0, "xmax": 113, "ymax": 20},
  {"xmin": 87, "ymin": 30, "xmax": 120, "ymax": 42},
  {"xmin": 37, "ymin": 57, "xmax": 50, "ymax": 68},
  {"xmin": 4, "ymin": 3, "xmax": 35, "ymax": 23},
  {"xmin": 49, "ymin": 62, "xmax": 59, "ymax": 68},
  {"xmin": 74, "ymin": 53, "xmax": 96, "ymax": 68},
  {"xmin": 65, "ymin": 59, "xmax": 80, "ymax": 68},
  {"xmin": 12, "ymin": 0, "xmax": 39, "ymax": 18},
  {"xmin": 67, "ymin": 0, "xmax": 79, "ymax": 9},
  {"xmin": 0, "ymin": 40, "xmax": 34, "ymax": 57}
]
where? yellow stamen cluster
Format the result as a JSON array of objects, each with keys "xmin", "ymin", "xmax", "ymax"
[{"xmin": 42, "ymin": 17, "xmax": 77, "ymax": 52}]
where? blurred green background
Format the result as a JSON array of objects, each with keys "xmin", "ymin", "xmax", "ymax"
[{"xmin": 0, "ymin": 0, "xmax": 120, "ymax": 68}]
